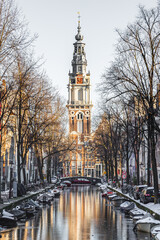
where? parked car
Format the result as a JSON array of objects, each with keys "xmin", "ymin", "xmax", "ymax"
[
  {"xmin": 151, "ymin": 190, "xmax": 160, "ymax": 202},
  {"xmin": 133, "ymin": 185, "xmax": 147, "ymax": 200},
  {"xmin": 108, "ymin": 179, "xmax": 112, "ymax": 185},
  {"xmin": 51, "ymin": 176, "xmax": 58, "ymax": 184},
  {"xmin": 140, "ymin": 187, "xmax": 154, "ymax": 203}
]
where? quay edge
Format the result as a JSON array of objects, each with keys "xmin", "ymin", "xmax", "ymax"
[{"xmin": 107, "ymin": 186, "xmax": 160, "ymax": 221}]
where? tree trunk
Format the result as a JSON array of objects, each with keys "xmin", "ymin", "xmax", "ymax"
[
  {"xmin": 150, "ymin": 113, "xmax": 159, "ymax": 203},
  {"xmin": 126, "ymin": 123, "xmax": 129, "ymax": 184},
  {"xmin": 23, "ymin": 166, "xmax": 27, "ymax": 185},
  {"xmin": 34, "ymin": 144, "xmax": 44, "ymax": 182},
  {"xmin": 115, "ymin": 155, "xmax": 118, "ymax": 183},
  {"xmin": 47, "ymin": 155, "xmax": 51, "ymax": 183},
  {"xmin": 17, "ymin": 78, "xmax": 22, "ymax": 184},
  {"xmin": 147, "ymin": 119, "xmax": 151, "ymax": 186},
  {"xmin": 104, "ymin": 153, "xmax": 108, "ymax": 181}
]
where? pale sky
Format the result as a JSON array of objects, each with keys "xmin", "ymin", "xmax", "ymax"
[{"xmin": 15, "ymin": 0, "xmax": 158, "ymax": 113}]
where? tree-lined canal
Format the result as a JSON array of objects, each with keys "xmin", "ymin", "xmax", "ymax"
[{"xmin": 1, "ymin": 186, "xmax": 151, "ymax": 240}]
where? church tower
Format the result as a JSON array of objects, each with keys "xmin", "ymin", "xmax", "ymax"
[{"xmin": 66, "ymin": 16, "xmax": 93, "ymax": 177}]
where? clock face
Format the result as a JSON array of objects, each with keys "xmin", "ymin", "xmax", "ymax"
[{"xmin": 77, "ymin": 77, "xmax": 83, "ymax": 84}]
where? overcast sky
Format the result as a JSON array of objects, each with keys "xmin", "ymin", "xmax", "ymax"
[{"xmin": 15, "ymin": 0, "xmax": 158, "ymax": 112}]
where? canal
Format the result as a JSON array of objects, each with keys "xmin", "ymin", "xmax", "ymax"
[{"xmin": 0, "ymin": 185, "xmax": 151, "ymax": 240}]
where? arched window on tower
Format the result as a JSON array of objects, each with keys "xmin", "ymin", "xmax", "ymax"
[
  {"xmin": 77, "ymin": 112, "xmax": 83, "ymax": 133},
  {"xmin": 71, "ymin": 117, "xmax": 74, "ymax": 131},
  {"xmin": 78, "ymin": 88, "xmax": 83, "ymax": 101},
  {"xmin": 71, "ymin": 89, "xmax": 74, "ymax": 103},
  {"xmin": 87, "ymin": 117, "xmax": 90, "ymax": 134}
]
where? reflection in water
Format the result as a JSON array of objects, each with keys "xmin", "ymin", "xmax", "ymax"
[{"xmin": 0, "ymin": 186, "xmax": 151, "ymax": 240}]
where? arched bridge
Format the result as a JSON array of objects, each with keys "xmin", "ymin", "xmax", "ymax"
[{"xmin": 60, "ymin": 176, "xmax": 102, "ymax": 185}]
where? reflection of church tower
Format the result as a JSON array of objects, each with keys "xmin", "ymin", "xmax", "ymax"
[{"xmin": 66, "ymin": 16, "xmax": 93, "ymax": 176}]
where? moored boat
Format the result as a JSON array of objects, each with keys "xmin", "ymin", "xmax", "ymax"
[
  {"xmin": 120, "ymin": 201, "xmax": 135, "ymax": 213},
  {"xmin": 107, "ymin": 193, "xmax": 117, "ymax": 200},
  {"xmin": 151, "ymin": 224, "xmax": 160, "ymax": 238},
  {"xmin": 0, "ymin": 215, "xmax": 17, "ymax": 228},
  {"xmin": 27, "ymin": 199, "xmax": 41, "ymax": 210},
  {"xmin": 52, "ymin": 189, "xmax": 61, "ymax": 197},
  {"xmin": 155, "ymin": 232, "xmax": 160, "ymax": 240},
  {"xmin": 37, "ymin": 193, "xmax": 52, "ymax": 204},
  {"xmin": 129, "ymin": 208, "xmax": 145, "ymax": 221},
  {"xmin": 5, "ymin": 209, "xmax": 26, "ymax": 220},
  {"xmin": 134, "ymin": 215, "xmax": 160, "ymax": 233},
  {"xmin": 63, "ymin": 181, "xmax": 72, "ymax": 187},
  {"xmin": 112, "ymin": 196, "xmax": 127, "ymax": 207}
]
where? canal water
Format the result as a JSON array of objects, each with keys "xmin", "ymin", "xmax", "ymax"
[{"xmin": 0, "ymin": 186, "xmax": 151, "ymax": 240}]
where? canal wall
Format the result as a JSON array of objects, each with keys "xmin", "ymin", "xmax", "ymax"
[
  {"xmin": 0, "ymin": 186, "xmax": 53, "ymax": 211},
  {"xmin": 107, "ymin": 185, "xmax": 160, "ymax": 220}
]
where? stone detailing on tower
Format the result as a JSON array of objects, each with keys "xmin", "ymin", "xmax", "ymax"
[{"xmin": 66, "ymin": 18, "xmax": 93, "ymax": 177}]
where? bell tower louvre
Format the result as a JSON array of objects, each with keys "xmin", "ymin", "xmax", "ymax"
[{"xmin": 66, "ymin": 15, "xmax": 93, "ymax": 177}]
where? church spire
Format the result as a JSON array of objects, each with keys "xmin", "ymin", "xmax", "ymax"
[
  {"xmin": 66, "ymin": 16, "xmax": 93, "ymax": 177},
  {"xmin": 75, "ymin": 12, "xmax": 83, "ymax": 41},
  {"xmin": 70, "ymin": 14, "xmax": 87, "ymax": 76}
]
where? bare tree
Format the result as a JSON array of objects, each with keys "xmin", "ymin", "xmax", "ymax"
[{"xmin": 100, "ymin": 5, "xmax": 160, "ymax": 202}]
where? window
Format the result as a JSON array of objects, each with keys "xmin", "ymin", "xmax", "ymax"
[
  {"xmin": 77, "ymin": 112, "xmax": 83, "ymax": 133},
  {"xmin": 71, "ymin": 79, "xmax": 75, "ymax": 84},
  {"xmin": 71, "ymin": 118, "xmax": 74, "ymax": 131},
  {"xmin": 78, "ymin": 89, "xmax": 83, "ymax": 101},
  {"xmin": 87, "ymin": 119, "xmax": 90, "ymax": 134},
  {"xmin": 78, "ymin": 66, "xmax": 82, "ymax": 71},
  {"xmin": 77, "ymin": 112, "xmax": 83, "ymax": 120},
  {"xmin": 71, "ymin": 89, "xmax": 74, "ymax": 102}
]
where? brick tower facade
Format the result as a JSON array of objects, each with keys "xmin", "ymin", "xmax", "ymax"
[{"xmin": 66, "ymin": 17, "xmax": 93, "ymax": 177}]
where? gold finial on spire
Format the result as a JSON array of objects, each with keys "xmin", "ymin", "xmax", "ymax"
[{"xmin": 77, "ymin": 12, "xmax": 81, "ymax": 25}]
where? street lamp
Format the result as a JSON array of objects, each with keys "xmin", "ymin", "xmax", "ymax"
[
  {"xmin": 9, "ymin": 160, "xmax": 13, "ymax": 198},
  {"xmin": 140, "ymin": 162, "xmax": 144, "ymax": 184}
]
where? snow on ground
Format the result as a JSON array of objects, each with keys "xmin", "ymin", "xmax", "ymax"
[{"xmin": 107, "ymin": 184, "xmax": 160, "ymax": 217}]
